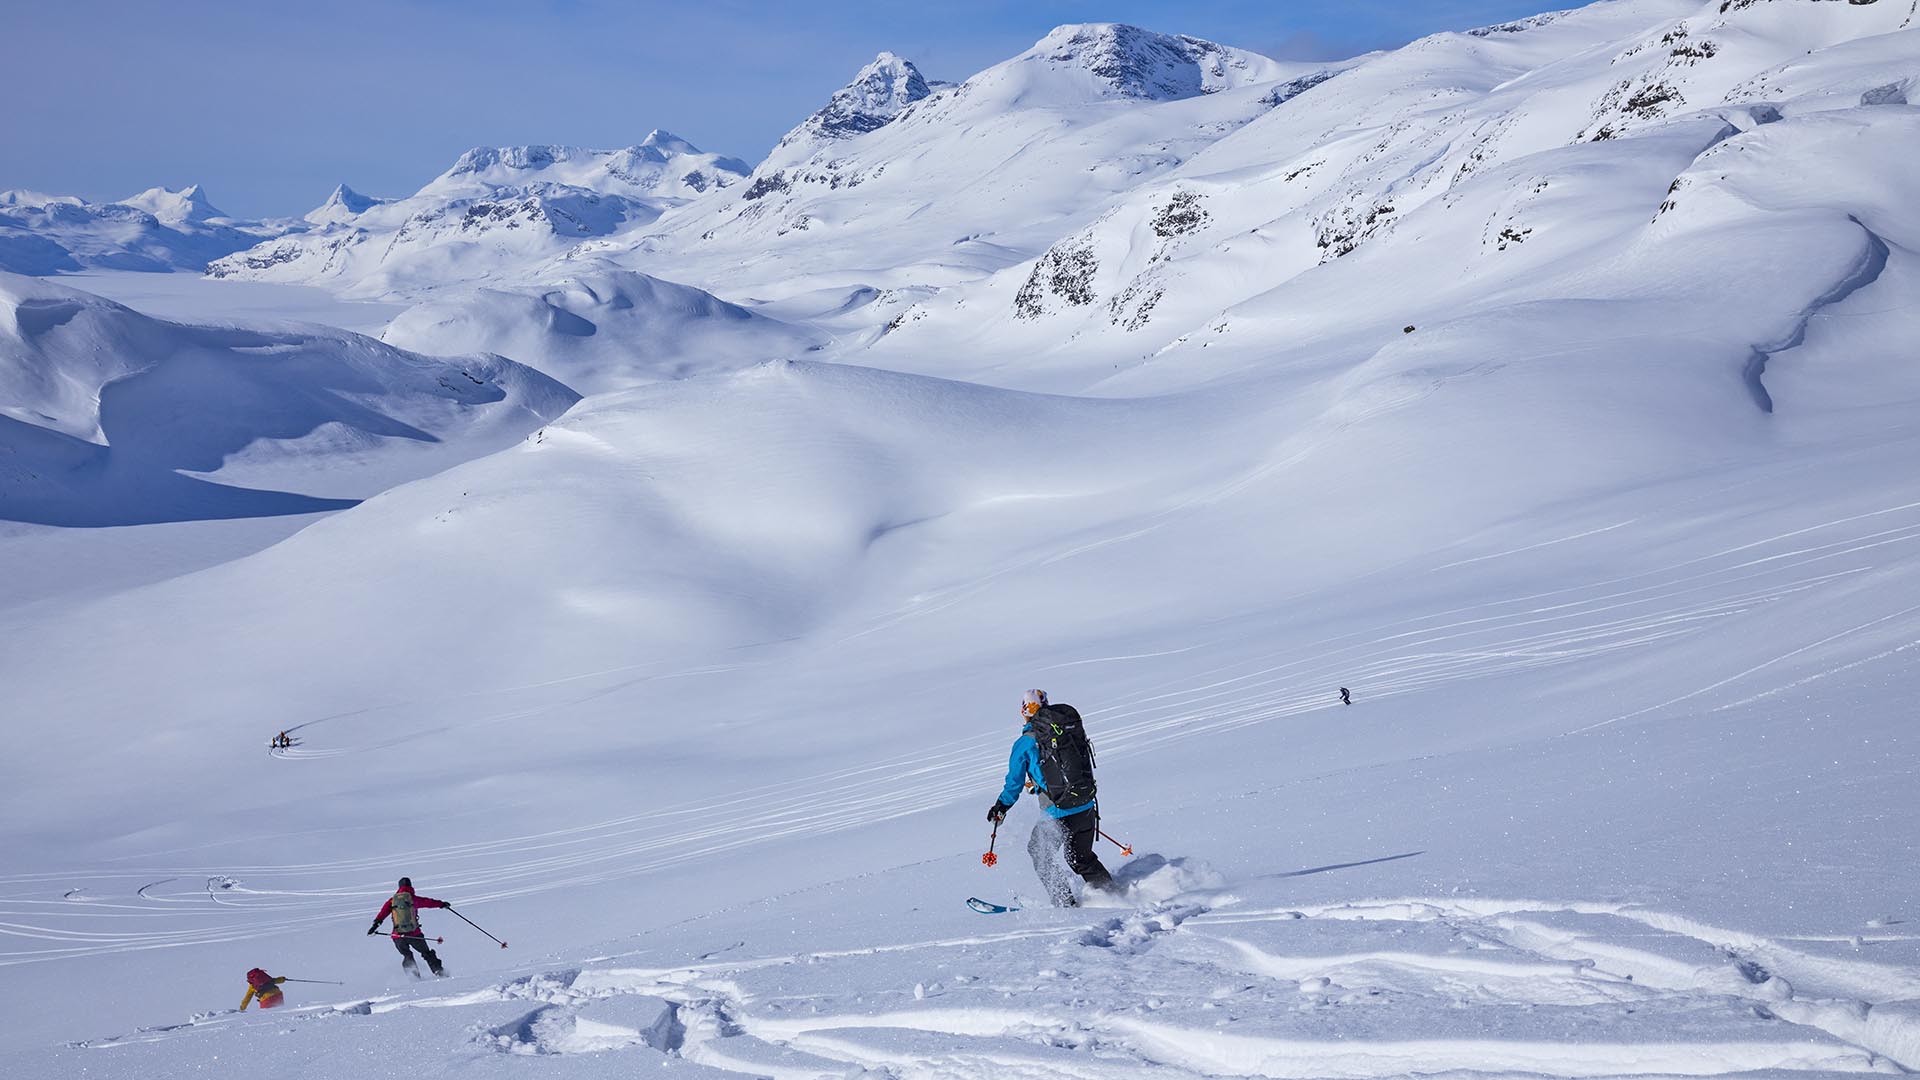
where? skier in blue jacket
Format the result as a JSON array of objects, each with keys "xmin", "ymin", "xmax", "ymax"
[{"xmin": 988, "ymin": 689, "xmax": 1117, "ymax": 906}]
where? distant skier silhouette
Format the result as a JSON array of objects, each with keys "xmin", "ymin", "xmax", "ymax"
[{"xmin": 1339, "ymin": 687, "xmax": 1352, "ymax": 706}]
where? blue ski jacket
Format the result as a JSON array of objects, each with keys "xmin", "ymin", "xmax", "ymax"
[{"xmin": 998, "ymin": 732, "xmax": 1095, "ymax": 819}]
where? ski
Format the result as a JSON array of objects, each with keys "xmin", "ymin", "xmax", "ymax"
[{"xmin": 967, "ymin": 897, "xmax": 1018, "ymax": 914}]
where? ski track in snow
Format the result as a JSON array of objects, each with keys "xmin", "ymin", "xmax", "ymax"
[
  {"xmin": 67, "ymin": 894, "xmax": 1920, "ymax": 1077},
  {"xmin": 4, "ymin": 499, "xmax": 1918, "ymax": 970}
]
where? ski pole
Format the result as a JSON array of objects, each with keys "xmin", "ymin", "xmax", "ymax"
[
  {"xmin": 372, "ymin": 935, "xmax": 444, "ymax": 944},
  {"xmin": 1098, "ymin": 828, "xmax": 1133, "ymax": 856},
  {"xmin": 279, "ymin": 978, "xmax": 344, "ymax": 985},
  {"xmin": 448, "ymin": 907, "xmax": 508, "ymax": 949},
  {"xmin": 982, "ymin": 821, "xmax": 1000, "ymax": 867}
]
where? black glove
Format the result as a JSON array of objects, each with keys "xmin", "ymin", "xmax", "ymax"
[
  {"xmin": 367, "ymin": 924, "xmax": 380, "ymax": 936},
  {"xmin": 987, "ymin": 801, "xmax": 1010, "ymax": 824}
]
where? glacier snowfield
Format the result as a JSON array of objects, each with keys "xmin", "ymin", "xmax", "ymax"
[{"xmin": 3, "ymin": 1, "xmax": 1919, "ymax": 1077}]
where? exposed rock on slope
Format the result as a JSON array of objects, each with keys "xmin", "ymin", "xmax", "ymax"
[{"xmin": 789, "ymin": 52, "xmax": 938, "ymax": 144}]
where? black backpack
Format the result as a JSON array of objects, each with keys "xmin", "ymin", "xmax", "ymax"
[{"xmin": 1027, "ymin": 704, "xmax": 1096, "ymax": 811}]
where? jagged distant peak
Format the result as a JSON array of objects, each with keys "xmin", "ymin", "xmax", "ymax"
[
  {"xmin": 1025, "ymin": 22, "xmax": 1281, "ymax": 100},
  {"xmin": 638, "ymin": 128, "xmax": 700, "ymax": 155},
  {"xmin": 305, "ymin": 183, "xmax": 390, "ymax": 225},
  {"xmin": 119, "ymin": 183, "xmax": 222, "ymax": 224},
  {"xmin": 794, "ymin": 51, "xmax": 935, "ymax": 142},
  {"xmin": 853, "ymin": 51, "xmax": 933, "ymax": 101},
  {"xmin": 323, "ymin": 183, "xmax": 381, "ymax": 211}
]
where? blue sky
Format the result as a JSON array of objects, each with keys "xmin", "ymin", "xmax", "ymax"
[{"xmin": 3, "ymin": 0, "xmax": 1563, "ymax": 218}]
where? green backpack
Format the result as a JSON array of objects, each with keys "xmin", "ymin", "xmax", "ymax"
[{"xmin": 390, "ymin": 891, "xmax": 419, "ymax": 935}]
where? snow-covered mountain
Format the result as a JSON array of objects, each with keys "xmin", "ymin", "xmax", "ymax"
[
  {"xmin": 421, "ymin": 134, "xmax": 749, "ymax": 202},
  {"xmin": 0, "ymin": 184, "xmax": 300, "ymax": 274},
  {"xmin": 6, "ymin": 2, "xmax": 1920, "ymax": 1077},
  {"xmin": 0, "ymin": 271, "xmax": 576, "ymax": 525},
  {"xmin": 639, "ymin": 24, "xmax": 1340, "ymax": 299},
  {"xmin": 1016, "ymin": 21, "xmax": 1300, "ymax": 100},
  {"xmin": 203, "ymin": 26, "xmax": 1327, "ymax": 305},
  {"xmin": 209, "ymin": 131, "xmax": 749, "ymax": 298},
  {"xmin": 303, "ymin": 183, "xmax": 392, "ymax": 226},
  {"xmin": 862, "ymin": 0, "xmax": 1920, "ymax": 386},
  {"xmin": 782, "ymin": 51, "xmax": 942, "ymax": 146},
  {"xmin": 380, "ymin": 266, "xmax": 827, "ymax": 394},
  {"xmin": 0, "ymin": 190, "xmax": 80, "ymax": 207},
  {"xmin": 116, "ymin": 183, "xmax": 226, "ymax": 228}
]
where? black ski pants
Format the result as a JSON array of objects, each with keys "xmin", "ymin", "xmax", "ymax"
[
  {"xmin": 1028, "ymin": 806, "xmax": 1115, "ymax": 905},
  {"xmin": 393, "ymin": 933, "xmax": 442, "ymax": 973}
]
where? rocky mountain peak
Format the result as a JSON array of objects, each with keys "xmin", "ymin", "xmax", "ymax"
[
  {"xmin": 305, "ymin": 184, "xmax": 388, "ymax": 225},
  {"xmin": 794, "ymin": 51, "xmax": 935, "ymax": 143},
  {"xmin": 1030, "ymin": 22, "xmax": 1279, "ymax": 100}
]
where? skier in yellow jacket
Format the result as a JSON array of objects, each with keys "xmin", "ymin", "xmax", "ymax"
[{"xmin": 240, "ymin": 967, "xmax": 287, "ymax": 1010}]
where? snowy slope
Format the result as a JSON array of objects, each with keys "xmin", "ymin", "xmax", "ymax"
[
  {"xmin": 379, "ymin": 267, "xmax": 827, "ymax": 394},
  {"xmin": 5, "ymin": 332, "xmax": 1919, "ymax": 1072},
  {"xmin": 209, "ymin": 133, "xmax": 749, "ymax": 298},
  {"xmin": 863, "ymin": 0, "xmax": 1920, "ymax": 387},
  {"xmin": 0, "ymin": 272, "xmax": 578, "ymax": 525},
  {"xmin": 3, "ymin": 2, "xmax": 1920, "ymax": 1077},
  {"xmin": 0, "ymin": 184, "xmax": 301, "ymax": 275}
]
